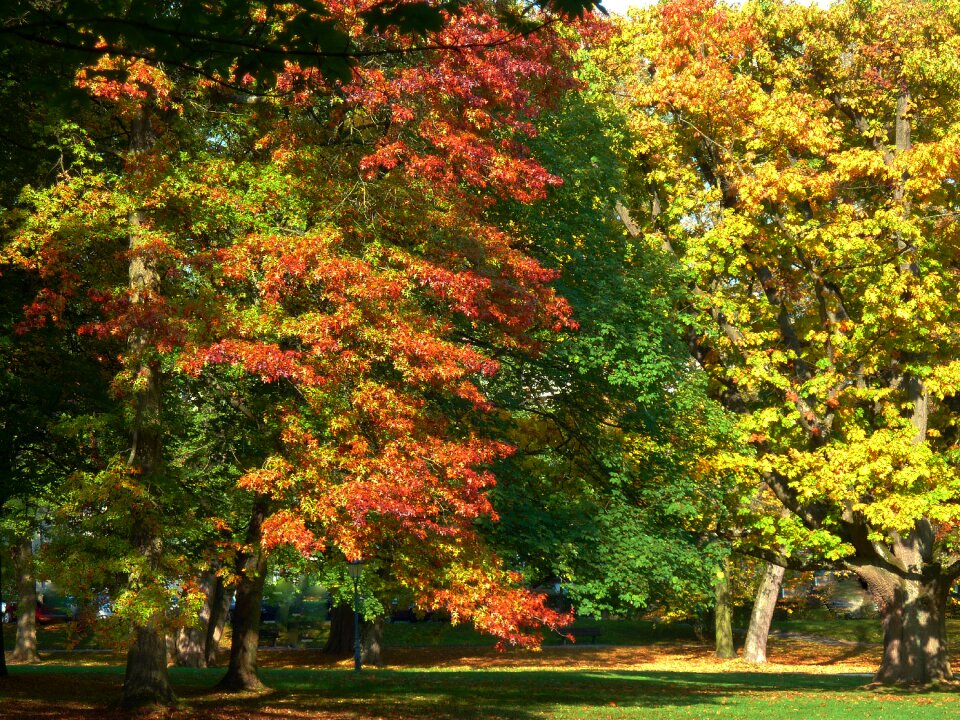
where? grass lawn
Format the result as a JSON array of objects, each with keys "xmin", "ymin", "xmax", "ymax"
[
  {"xmin": 2, "ymin": 618, "xmax": 701, "ymax": 653},
  {"xmin": 1, "ymin": 640, "xmax": 957, "ymax": 719},
  {"xmin": 386, "ymin": 616, "xmax": 960, "ymax": 648},
  {"xmin": 1, "ymin": 623, "xmax": 102, "ymax": 652},
  {"xmin": 769, "ymin": 618, "xmax": 884, "ymax": 644},
  {"xmin": 375, "ymin": 618, "xmax": 718, "ymax": 648},
  {"xmin": 1, "ymin": 615, "xmax": 904, "ymax": 653}
]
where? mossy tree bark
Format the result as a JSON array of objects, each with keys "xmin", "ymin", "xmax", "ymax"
[
  {"xmin": 205, "ymin": 575, "xmax": 229, "ymax": 666},
  {"xmin": 361, "ymin": 616, "xmax": 385, "ymax": 668},
  {"xmin": 714, "ymin": 561, "xmax": 736, "ymax": 660},
  {"xmin": 0, "ymin": 549, "xmax": 8, "ymax": 678},
  {"xmin": 857, "ymin": 548, "xmax": 952, "ymax": 685},
  {"xmin": 176, "ymin": 569, "xmax": 219, "ymax": 667},
  {"xmin": 324, "ymin": 603, "xmax": 355, "ymax": 656}
]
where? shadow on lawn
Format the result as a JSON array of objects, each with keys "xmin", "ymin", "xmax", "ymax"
[
  {"xmin": 0, "ymin": 666, "xmax": 876, "ymax": 720},
  {"xmin": 182, "ymin": 668, "xmax": 868, "ymax": 719}
]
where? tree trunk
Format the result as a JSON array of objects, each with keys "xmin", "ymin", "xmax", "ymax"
[
  {"xmin": 176, "ymin": 569, "xmax": 218, "ymax": 667},
  {"xmin": 865, "ymin": 91, "xmax": 950, "ymax": 687},
  {"xmin": 218, "ymin": 494, "xmax": 269, "ymax": 692},
  {"xmin": 324, "ymin": 603, "xmax": 355, "ymax": 656},
  {"xmin": 121, "ymin": 107, "xmax": 175, "ymax": 710},
  {"xmin": 0, "ymin": 547, "xmax": 8, "ymax": 678},
  {"xmin": 205, "ymin": 575, "xmax": 229, "ymax": 666},
  {"xmin": 10, "ymin": 537, "xmax": 39, "ymax": 663},
  {"xmin": 123, "ymin": 625, "xmax": 175, "ymax": 708},
  {"xmin": 742, "ymin": 562, "xmax": 784, "ymax": 664},
  {"xmin": 714, "ymin": 560, "xmax": 736, "ymax": 659},
  {"xmin": 122, "ymin": 525, "xmax": 172, "ymax": 710},
  {"xmin": 176, "ymin": 627, "xmax": 204, "ymax": 668},
  {"xmin": 860, "ymin": 567, "xmax": 952, "ymax": 685},
  {"xmin": 361, "ymin": 616, "xmax": 385, "ymax": 668}
]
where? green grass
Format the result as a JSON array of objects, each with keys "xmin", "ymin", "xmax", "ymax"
[
  {"xmin": 2, "ymin": 664, "xmax": 959, "ymax": 719},
  {"xmin": 768, "ymin": 618, "xmax": 960, "ymax": 645},
  {"xmin": 0, "ymin": 623, "xmax": 102, "ymax": 652},
  {"xmin": 383, "ymin": 619, "xmax": 702, "ymax": 648},
  {"xmin": 12, "ymin": 615, "xmax": 960, "ymax": 653},
  {"xmin": 770, "ymin": 618, "xmax": 884, "ymax": 644},
  {"xmin": 0, "ymin": 616, "xmax": 877, "ymax": 653},
  {"xmin": 383, "ymin": 619, "xmax": 497, "ymax": 646}
]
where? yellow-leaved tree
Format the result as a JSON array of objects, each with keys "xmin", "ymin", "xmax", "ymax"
[{"xmin": 600, "ymin": 0, "xmax": 960, "ymax": 685}]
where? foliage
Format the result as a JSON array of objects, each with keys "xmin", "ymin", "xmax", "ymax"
[
  {"xmin": 598, "ymin": 0, "xmax": 960, "ymax": 683},
  {"xmin": 602, "ymin": 0, "xmax": 960, "ymax": 561},
  {"xmin": 481, "ymin": 72, "xmax": 739, "ymax": 621},
  {"xmin": 0, "ymin": 0, "xmax": 603, "ymax": 96},
  {"xmin": 1, "ymin": 0, "xmax": 598, "ymax": 651}
]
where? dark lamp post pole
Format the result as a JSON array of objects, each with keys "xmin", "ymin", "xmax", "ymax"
[{"xmin": 347, "ymin": 559, "xmax": 365, "ymax": 673}]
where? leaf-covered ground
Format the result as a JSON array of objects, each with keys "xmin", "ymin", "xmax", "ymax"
[{"xmin": 3, "ymin": 639, "xmax": 958, "ymax": 720}]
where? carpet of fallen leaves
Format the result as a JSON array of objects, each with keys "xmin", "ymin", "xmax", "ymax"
[{"xmin": 0, "ymin": 639, "xmax": 889, "ymax": 720}]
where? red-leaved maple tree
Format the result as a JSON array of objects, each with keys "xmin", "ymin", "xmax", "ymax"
[{"xmin": 6, "ymin": 0, "xmax": 582, "ymax": 705}]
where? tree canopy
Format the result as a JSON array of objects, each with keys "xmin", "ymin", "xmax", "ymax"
[
  {"xmin": 600, "ymin": 0, "xmax": 960, "ymax": 685},
  {"xmin": 6, "ymin": 0, "xmax": 960, "ymax": 698}
]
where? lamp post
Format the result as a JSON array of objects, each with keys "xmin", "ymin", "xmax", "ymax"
[{"xmin": 346, "ymin": 559, "xmax": 365, "ymax": 673}]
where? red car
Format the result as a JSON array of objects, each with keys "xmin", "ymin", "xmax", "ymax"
[{"xmin": 1, "ymin": 601, "xmax": 71, "ymax": 625}]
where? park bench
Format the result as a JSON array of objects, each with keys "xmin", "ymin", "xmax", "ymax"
[
  {"xmin": 298, "ymin": 628, "xmax": 325, "ymax": 648},
  {"xmin": 258, "ymin": 622, "xmax": 280, "ymax": 647},
  {"xmin": 560, "ymin": 626, "xmax": 602, "ymax": 645}
]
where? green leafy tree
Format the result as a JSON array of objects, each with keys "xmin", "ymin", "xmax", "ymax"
[
  {"xmin": 483, "ymin": 91, "xmax": 738, "ymax": 623},
  {"xmin": 0, "ymin": 264, "xmax": 117, "ymax": 668}
]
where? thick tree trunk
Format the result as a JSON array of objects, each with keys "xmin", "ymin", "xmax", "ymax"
[
  {"xmin": 176, "ymin": 626, "xmax": 204, "ymax": 668},
  {"xmin": 120, "ymin": 107, "xmax": 175, "ymax": 710},
  {"xmin": 361, "ymin": 616, "xmax": 385, "ymax": 668},
  {"xmin": 742, "ymin": 563, "xmax": 784, "ymax": 664},
  {"xmin": 122, "ymin": 525, "xmax": 172, "ymax": 709},
  {"xmin": 123, "ymin": 625, "xmax": 176, "ymax": 708},
  {"xmin": 205, "ymin": 576, "xmax": 229, "ymax": 666},
  {"xmin": 714, "ymin": 560, "xmax": 736, "ymax": 659},
  {"xmin": 851, "ymin": 88, "xmax": 952, "ymax": 687},
  {"xmin": 324, "ymin": 603, "xmax": 355, "ymax": 656},
  {"xmin": 11, "ymin": 537, "xmax": 39, "ymax": 663},
  {"xmin": 176, "ymin": 569, "xmax": 218, "ymax": 667},
  {"xmin": 866, "ymin": 89, "xmax": 949, "ymax": 687},
  {"xmin": 862, "ymin": 569, "xmax": 952, "ymax": 685},
  {"xmin": 218, "ymin": 494, "xmax": 269, "ymax": 692}
]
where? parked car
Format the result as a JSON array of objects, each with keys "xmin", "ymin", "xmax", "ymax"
[
  {"xmin": 36, "ymin": 602, "xmax": 71, "ymax": 625},
  {"xmin": 0, "ymin": 601, "xmax": 72, "ymax": 625}
]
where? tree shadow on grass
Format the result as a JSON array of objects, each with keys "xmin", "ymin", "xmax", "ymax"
[
  {"xmin": 0, "ymin": 665, "xmax": 939, "ymax": 720},
  {"xmin": 174, "ymin": 667, "xmax": 875, "ymax": 720},
  {"xmin": 0, "ymin": 666, "xmax": 129, "ymax": 720}
]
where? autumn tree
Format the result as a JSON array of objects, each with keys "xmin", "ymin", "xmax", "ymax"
[
  {"xmin": 191, "ymin": 4, "xmax": 582, "ymax": 653},
  {"xmin": 4, "ymin": 0, "xmax": 596, "ymax": 704},
  {"xmin": 605, "ymin": 0, "xmax": 960, "ymax": 685}
]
